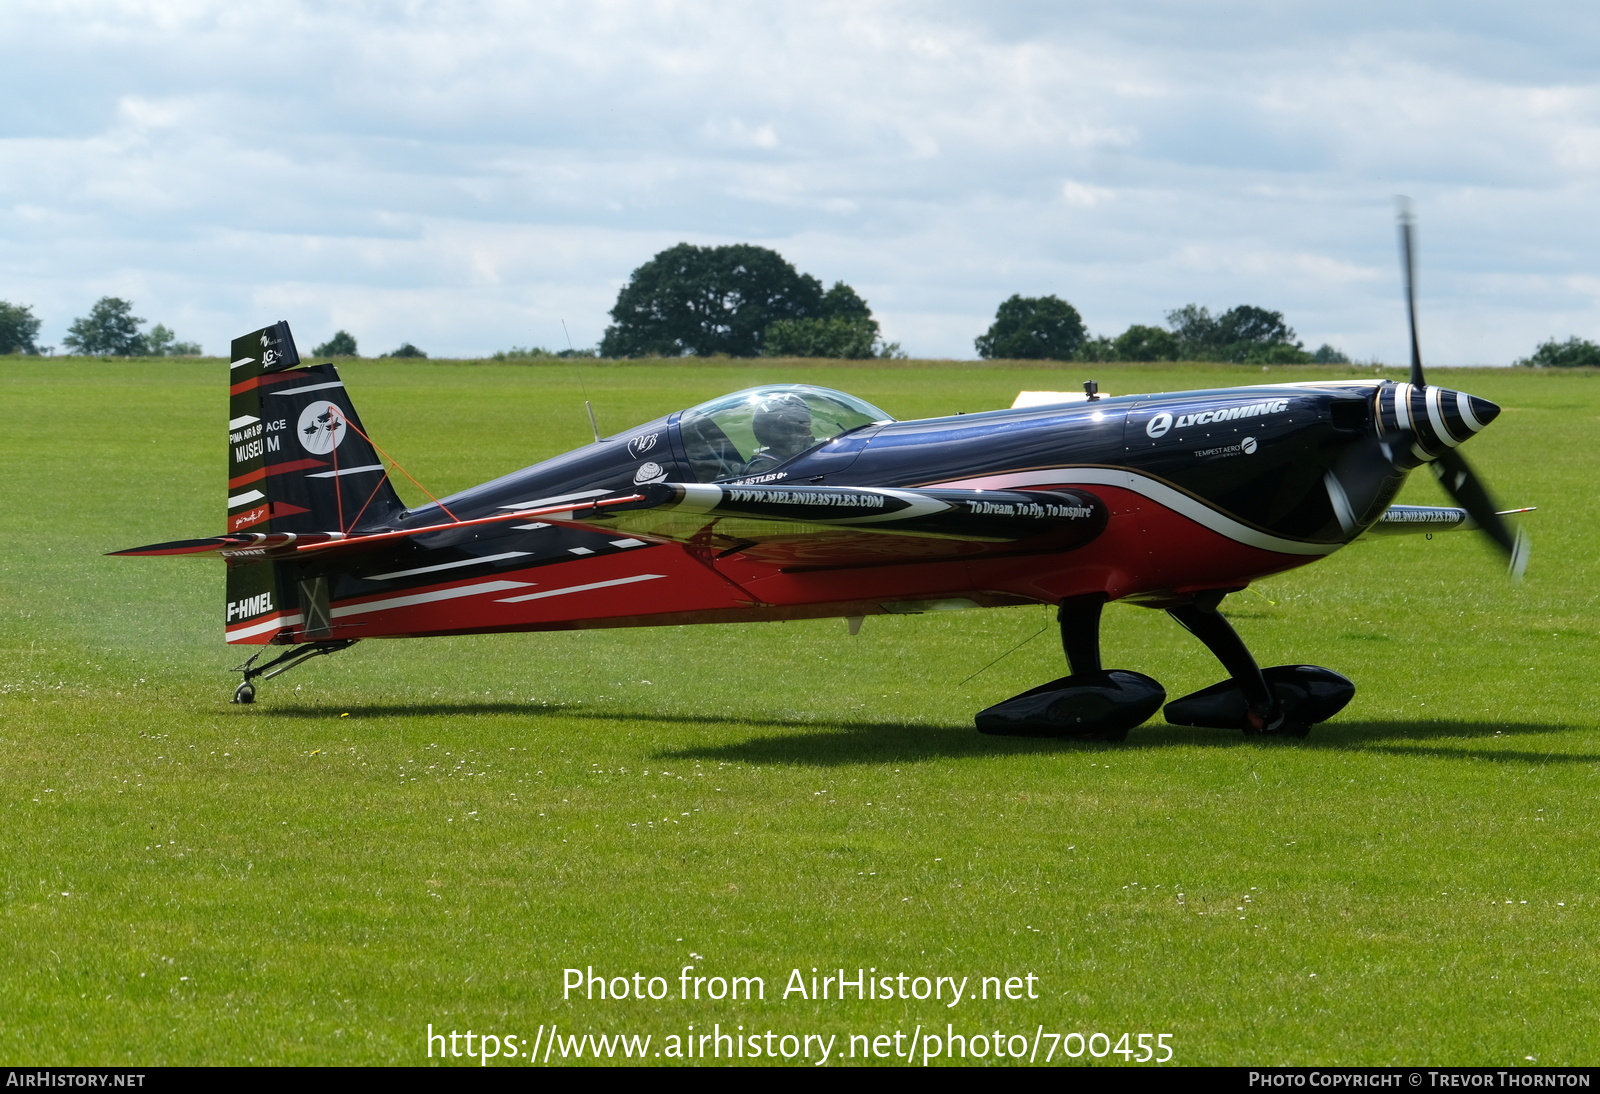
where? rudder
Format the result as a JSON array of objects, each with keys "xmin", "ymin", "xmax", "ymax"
[
  {"xmin": 224, "ymin": 321, "xmax": 407, "ymax": 644},
  {"xmin": 227, "ymin": 321, "xmax": 405, "ymax": 536}
]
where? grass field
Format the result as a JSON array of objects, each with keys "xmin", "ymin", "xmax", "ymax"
[{"xmin": 3, "ymin": 356, "xmax": 1598, "ymax": 1066}]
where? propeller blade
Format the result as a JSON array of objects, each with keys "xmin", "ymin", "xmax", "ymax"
[
  {"xmin": 1326, "ymin": 432, "xmax": 1408, "ymax": 534},
  {"xmin": 1397, "ymin": 197, "xmax": 1426, "ymax": 389},
  {"xmin": 1431, "ymin": 448, "xmax": 1530, "ymax": 579}
]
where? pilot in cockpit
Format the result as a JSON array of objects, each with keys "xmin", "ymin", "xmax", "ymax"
[
  {"xmin": 744, "ymin": 393, "xmax": 817, "ymax": 473},
  {"xmin": 677, "ymin": 383, "xmax": 888, "ymax": 482}
]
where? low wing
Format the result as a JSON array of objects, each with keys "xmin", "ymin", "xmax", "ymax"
[
  {"xmin": 555, "ymin": 482, "xmax": 1109, "ymax": 566},
  {"xmin": 1365, "ymin": 503, "xmax": 1536, "ymax": 537}
]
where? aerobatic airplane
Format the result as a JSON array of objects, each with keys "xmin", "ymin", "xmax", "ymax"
[{"xmin": 115, "ymin": 214, "xmax": 1529, "ymax": 739}]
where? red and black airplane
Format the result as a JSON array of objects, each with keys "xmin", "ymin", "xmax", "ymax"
[{"xmin": 115, "ymin": 216, "xmax": 1528, "ymax": 739}]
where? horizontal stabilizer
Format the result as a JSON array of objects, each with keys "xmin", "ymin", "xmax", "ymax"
[
  {"xmin": 108, "ymin": 532, "xmax": 347, "ymax": 558},
  {"xmin": 110, "ymin": 483, "xmax": 1110, "ymax": 569},
  {"xmin": 110, "ymin": 494, "xmax": 650, "ymax": 563}
]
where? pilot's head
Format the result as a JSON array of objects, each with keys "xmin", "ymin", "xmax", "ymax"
[{"xmin": 751, "ymin": 394, "xmax": 815, "ymax": 460}]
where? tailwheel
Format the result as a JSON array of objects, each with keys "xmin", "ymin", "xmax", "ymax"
[{"xmin": 230, "ymin": 639, "xmax": 358, "ymax": 704}]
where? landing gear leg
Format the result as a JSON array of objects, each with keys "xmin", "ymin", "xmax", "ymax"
[
  {"xmin": 1163, "ymin": 593, "xmax": 1353, "ymax": 738},
  {"xmin": 975, "ymin": 594, "xmax": 1166, "ymax": 740},
  {"xmin": 1059, "ymin": 592, "xmax": 1105, "ymax": 678},
  {"xmin": 230, "ymin": 640, "xmax": 359, "ymax": 704}
]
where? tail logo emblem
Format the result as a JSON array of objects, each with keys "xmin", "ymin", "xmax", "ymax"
[{"xmin": 297, "ymin": 401, "xmax": 348, "ymax": 455}]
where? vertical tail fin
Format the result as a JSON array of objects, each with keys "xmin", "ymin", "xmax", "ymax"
[
  {"xmin": 224, "ymin": 321, "xmax": 407, "ymax": 643},
  {"xmin": 227, "ymin": 321, "xmax": 406, "ymax": 536}
]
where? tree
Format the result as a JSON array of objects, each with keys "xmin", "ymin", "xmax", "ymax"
[
  {"xmin": 974, "ymin": 295, "xmax": 1086, "ymax": 360},
  {"xmin": 766, "ymin": 318, "xmax": 879, "ymax": 359},
  {"xmin": 60, "ymin": 297, "xmax": 199, "ymax": 356},
  {"xmin": 145, "ymin": 324, "xmax": 176, "ymax": 355},
  {"xmin": 601, "ymin": 243, "xmax": 857, "ymax": 357},
  {"xmin": 1166, "ymin": 303, "xmax": 1304, "ymax": 362},
  {"xmin": 64, "ymin": 297, "xmax": 147, "ymax": 356},
  {"xmin": 1312, "ymin": 344, "xmax": 1351, "ymax": 364},
  {"xmin": 1164, "ymin": 304, "xmax": 1218, "ymax": 357},
  {"xmin": 819, "ymin": 281, "xmax": 873, "ymax": 325},
  {"xmin": 387, "ymin": 342, "xmax": 428, "ymax": 358},
  {"xmin": 1112, "ymin": 323, "xmax": 1179, "ymax": 362},
  {"xmin": 145, "ymin": 324, "xmax": 201, "ymax": 356},
  {"xmin": 1253, "ymin": 342, "xmax": 1314, "ymax": 364},
  {"xmin": 1516, "ymin": 336, "xmax": 1600, "ymax": 368},
  {"xmin": 0, "ymin": 301, "xmax": 41, "ymax": 354},
  {"xmin": 1075, "ymin": 335, "xmax": 1117, "ymax": 362},
  {"xmin": 1214, "ymin": 305, "xmax": 1296, "ymax": 350},
  {"xmin": 314, "ymin": 330, "xmax": 359, "ymax": 357}
]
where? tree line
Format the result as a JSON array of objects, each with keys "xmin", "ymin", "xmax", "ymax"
[
  {"xmin": 6, "ymin": 250, "xmax": 1599, "ymax": 365},
  {"xmin": 592, "ymin": 245, "xmax": 1341, "ymax": 363},
  {"xmin": 0, "ymin": 300, "xmax": 434, "ymax": 360},
  {"xmin": 973, "ymin": 294, "xmax": 1351, "ymax": 364},
  {"xmin": 1515, "ymin": 336, "xmax": 1600, "ymax": 368},
  {"xmin": 595, "ymin": 247, "xmax": 1600, "ymax": 366},
  {"xmin": 307, "ymin": 331, "xmax": 432, "ymax": 359},
  {"xmin": 0, "ymin": 297, "xmax": 202, "ymax": 356}
]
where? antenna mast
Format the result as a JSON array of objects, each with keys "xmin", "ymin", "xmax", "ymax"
[{"xmin": 563, "ymin": 319, "xmax": 601, "ymax": 444}]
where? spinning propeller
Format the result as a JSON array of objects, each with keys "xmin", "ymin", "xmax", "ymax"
[
  {"xmin": 1392, "ymin": 199, "xmax": 1529, "ymax": 578},
  {"xmin": 1324, "ymin": 201, "xmax": 1527, "ymax": 577}
]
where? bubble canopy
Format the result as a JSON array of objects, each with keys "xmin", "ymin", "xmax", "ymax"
[{"xmin": 677, "ymin": 384, "xmax": 893, "ymax": 482}]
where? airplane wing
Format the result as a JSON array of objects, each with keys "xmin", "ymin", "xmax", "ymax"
[
  {"xmin": 589, "ymin": 482, "xmax": 1104, "ymax": 540},
  {"xmin": 548, "ymin": 482, "xmax": 1109, "ymax": 566},
  {"xmin": 1364, "ymin": 504, "xmax": 1535, "ymax": 537}
]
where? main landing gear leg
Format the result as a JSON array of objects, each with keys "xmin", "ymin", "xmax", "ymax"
[
  {"xmin": 230, "ymin": 640, "xmax": 359, "ymax": 704},
  {"xmin": 1163, "ymin": 593, "xmax": 1353, "ymax": 738},
  {"xmin": 975, "ymin": 594, "xmax": 1166, "ymax": 740}
]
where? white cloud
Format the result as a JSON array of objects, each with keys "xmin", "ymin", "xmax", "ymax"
[
  {"xmin": 0, "ymin": 2, "xmax": 1598, "ymax": 360},
  {"xmin": 699, "ymin": 120, "xmax": 780, "ymax": 150},
  {"xmin": 1061, "ymin": 180, "xmax": 1114, "ymax": 208}
]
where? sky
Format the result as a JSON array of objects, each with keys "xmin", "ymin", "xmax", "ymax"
[{"xmin": 3, "ymin": 1, "xmax": 1600, "ymax": 362}]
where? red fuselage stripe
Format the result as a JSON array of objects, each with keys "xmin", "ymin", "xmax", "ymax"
[
  {"xmin": 229, "ymin": 370, "xmax": 309, "ymax": 396},
  {"xmin": 226, "ymin": 458, "xmax": 329, "ymax": 489}
]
